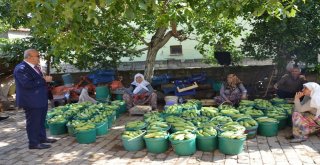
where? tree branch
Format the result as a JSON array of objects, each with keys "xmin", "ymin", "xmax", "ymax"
[
  {"xmin": 151, "ymin": 27, "xmax": 167, "ymax": 47},
  {"xmin": 155, "ymin": 30, "xmax": 173, "ymax": 50},
  {"xmin": 186, "ymin": 36, "xmax": 199, "ymax": 41},
  {"xmin": 174, "ymin": 30, "xmax": 189, "ymax": 42},
  {"xmin": 93, "ymin": 42, "xmax": 148, "ymax": 53},
  {"xmin": 123, "ymin": 22, "xmax": 149, "ymax": 46},
  {"xmin": 137, "ymin": 47, "xmax": 149, "ymax": 52},
  {"xmin": 154, "ymin": 27, "xmax": 167, "ymax": 40}
]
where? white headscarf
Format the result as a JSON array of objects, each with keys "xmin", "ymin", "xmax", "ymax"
[
  {"xmin": 303, "ymin": 82, "xmax": 320, "ymax": 118},
  {"xmin": 131, "ymin": 73, "xmax": 150, "ymax": 94},
  {"xmin": 78, "ymin": 87, "xmax": 97, "ymax": 104}
]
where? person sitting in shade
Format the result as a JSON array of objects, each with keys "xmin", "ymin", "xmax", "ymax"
[
  {"xmin": 274, "ymin": 65, "xmax": 307, "ymax": 98},
  {"xmin": 123, "ymin": 73, "xmax": 157, "ymax": 110},
  {"xmin": 214, "ymin": 74, "xmax": 247, "ymax": 106}
]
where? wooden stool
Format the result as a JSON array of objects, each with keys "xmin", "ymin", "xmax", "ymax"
[{"xmin": 200, "ymin": 99, "xmax": 216, "ymax": 107}]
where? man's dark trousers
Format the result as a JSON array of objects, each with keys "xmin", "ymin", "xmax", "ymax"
[{"xmin": 24, "ymin": 106, "xmax": 48, "ymax": 146}]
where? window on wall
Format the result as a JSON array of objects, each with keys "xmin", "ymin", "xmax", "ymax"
[{"xmin": 170, "ymin": 45, "xmax": 183, "ymax": 55}]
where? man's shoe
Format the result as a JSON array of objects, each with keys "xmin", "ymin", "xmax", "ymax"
[
  {"xmin": 40, "ymin": 138, "xmax": 57, "ymax": 143},
  {"xmin": 0, "ymin": 116, "xmax": 9, "ymax": 121},
  {"xmin": 29, "ymin": 144, "xmax": 51, "ymax": 149}
]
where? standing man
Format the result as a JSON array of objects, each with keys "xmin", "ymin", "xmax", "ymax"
[{"xmin": 14, "ymin": 49, "xmax": 57, "ymax": 149}]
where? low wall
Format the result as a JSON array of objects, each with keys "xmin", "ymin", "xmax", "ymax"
[
  {"xmin": 52, "ymin": 65, "xmax": 318, "ymax": 88},
  {"xmin": 52, "ymin": 65, "xmax": 276, "ymax": 86}
]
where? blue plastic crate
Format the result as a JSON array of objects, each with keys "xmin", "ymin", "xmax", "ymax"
[
  {"xmin": 88, "ymin": 69, "xmax": 115, "ymax": 84},
  {"xmin": 189, "ymin": 73, "xmax": 206, "ymax": 83},
  {"xmin": 96, "ymin": 69, "xmax": 115, "ymax": 76},
  {"xmin": 151, "ymin": 74, "xmax": 171, "ymax": 86},
  {"xmin": 173, "ymin": 80, "xmax": 196, "ymax": 96},
  {"xmin": 162, "ymin": 87, "xmax": 176, "ymax": 94},
  {"xmin": 174, "ymin": 89, "xmax": 196, "ymax": 96},
  {"xmin": 93, "ymin": 76, "xmax": 115, "ymax": 84}
]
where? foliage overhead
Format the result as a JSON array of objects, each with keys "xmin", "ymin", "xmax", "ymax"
[
  {"xmin": 0, "ymin": 0, "xmax": 301, "ymax": 80},
  {"xmin": 241, "ymin": 0, "xmax": 319, "ymax": 70}
]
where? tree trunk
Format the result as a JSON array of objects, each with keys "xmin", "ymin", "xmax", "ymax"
[
  {"xmin": 144, "ymin": 48, "xmax": 159, "ymax": 82},
  {"xmin": 142, "ymin": 28, "xmax": 174, "ymax": 82},
  {"xmin": 143, "ymin": 27, "xmax": 173, "ymax": 82}
]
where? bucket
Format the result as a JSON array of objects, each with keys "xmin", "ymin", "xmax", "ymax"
[
  {"xmin": 196, "ymin": 103, "xmax": 202, "ymax": 110},
  {"xmin": 278, "ymin": 117, "xmax": 287, "ymax": 130},
  {"xmin": 218, "ymin": 136, "xmax": 246, "ymax": 155},
  {"xmin": 115, "ymin": 107, "xmax": 120, "ymax": 118},
  {"xmin": 107, "ymin": 115, "xmax": 113, "ymax": 129},
  {"xmin": 116, "ymin": 94, "xmax": 123, "ymax": 100},
  {"xmin": 169, "ymin": 134, "xmax": 196, "ymax": 156},
  {"xmin": 48, "ymin": 122, "xmax": 67, "ymax": 135},
  {"xmin": 96, "ymin": 86, "xmax": 110, "ymax": 99},
  {"xmin": 75, "ymin": 128, "xmax": 97, "ymax": 144},
  {"xmin": 95, "ymin": 122, "xmax": 108, "ymax": 136},
  {"xmin": 119, "ymin": 103, "xmax": 127, "ymax": 114},
  {"xmin": 237, "ymin": 118, "xmax": 258, "ymax": 139},
  {"xmin": 213, "ymin": 81, "xmax": 222, "ymax": 92},
  {"xmin": 67, "ymin": 124, "xmax": 75, "ymax": 137},
  {"xmin": 144, "ymin": 137, "xmax": 169, "ymax": 154},
  {"xmin": 165, "ymin": 96, "xmax": 178, "ymax": 105},
  {"xmin": 62, "ymin": 74, "xmax": 74, "ymax": 86},
  {"xmin": 122, "ymin": 133, "xmax": 145, "ymax": 151},
  {"xmin": 245, "ymin": 125, "xmax": 258, "ymax": 139},
  {"xmin": 258, "ymin": 122, "xmax": 279, "ymax": 137},
  {"xmin": 196, "ymin": 135, "xmax": 217, "ymax": 152}
]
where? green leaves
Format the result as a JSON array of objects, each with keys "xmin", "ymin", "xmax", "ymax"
[
  {"xmin": 138, "ymin": 1, "xmax": 147, "ymax": 10},
  {"xmin": 254, "ymin": 6, "xmax": 266, "ymax": 17},
  {"xmin": 288, "ymin": 7, "xmax": 297, "ymax": 17},
  {"xmin": 241, "ymin": 0, "xmax": 320, "ymax": 70},
  {"xmin": 0, "ymin": 0, "xmax": 306, "ymax": 75}
]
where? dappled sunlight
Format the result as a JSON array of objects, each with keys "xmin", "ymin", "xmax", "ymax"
[
  {"xmin": 0, "ymin": 142, "xmax": 9, "ymax": 147},
  {"xmin": 4, "ymin": 138, "xmax": 18, "ymax": 144},
  {"xmin": 46, "ymin": 151, "xmax": 81, "ymax": 164},
  {"xmin": 2, "ymin": 127, "xmax": 18, "ymax": 133},
  {"xmin": 16, "ymin": 121, "xmax": 26, "ymax": 127},
  {"xmin": 112, "ymin": 125, "xmax": 125, "ymax": 130},
  {"xmin": 85, "ymin": 151, "xmax": 108, "ymax": 161}
]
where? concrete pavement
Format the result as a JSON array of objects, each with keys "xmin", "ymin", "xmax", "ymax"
[{"xmin": 1, "ymin": 109, "xmax": 320, "ymax": 165}]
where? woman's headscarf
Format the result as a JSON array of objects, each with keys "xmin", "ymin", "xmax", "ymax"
[
  {"xmin": 226, "ymin": 74, "xmax": 242, "ymax": 89},
  {"xmin": 131, "ymin": 73, "xmax": 150, "ymax": 94},
  {"xmin": 303, "ymin": 82, "xmax": 320, "ymax": 118}
]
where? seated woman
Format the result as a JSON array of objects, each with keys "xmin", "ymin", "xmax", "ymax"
[
  {"xmin": 214, "ymin": 74, "xmax": 247, "ymax": 106},
  {"xmin": 274, "ymin": 65, "xmax": 307, "ymax": 98},
  {"xmin": 123, "ymin": 73, "xmax": 157, "ymax": 110},
  {"xmin": 290, "ymin": 82, "xmax": 320, "ymax": 143}
]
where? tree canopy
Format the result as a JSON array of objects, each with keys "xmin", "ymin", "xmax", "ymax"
[
  {"xmin": 0, "ymin": 0, "xmax": 302, "ymax": 80},
  {"xmin": 241, "ymin": 0, "xmax": 319, "ymax": 70}
]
